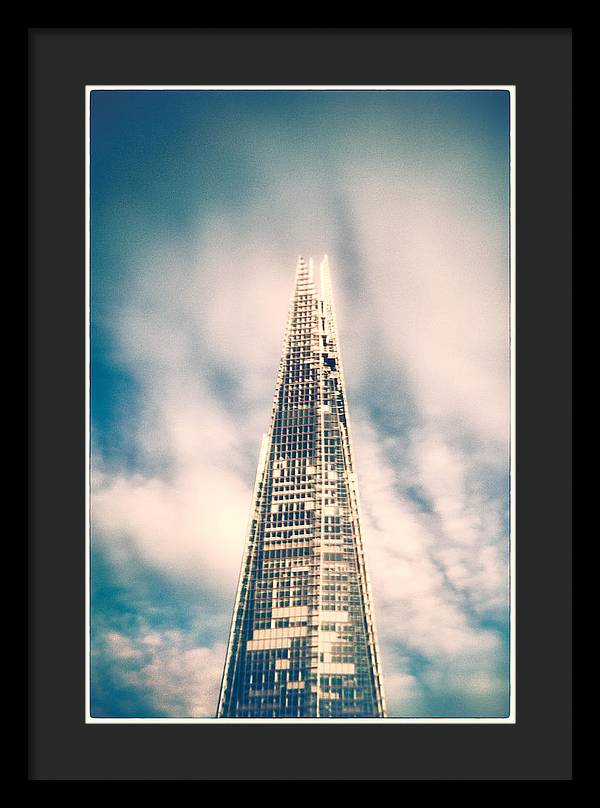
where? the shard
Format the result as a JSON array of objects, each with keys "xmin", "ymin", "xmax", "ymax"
[{"xmin": 217, "ymin": 256, "xmax": 386, "ymax": 718}]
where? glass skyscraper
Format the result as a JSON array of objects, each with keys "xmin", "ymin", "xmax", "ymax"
[{"xmin": 217, "ymin": 256, "xmax": 386, "ymax": 718}]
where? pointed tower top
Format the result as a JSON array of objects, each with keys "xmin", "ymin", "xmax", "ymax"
[
  {"xmin": 217, "ymin": 250, "xmax": 386, "ymax": 718},
  {"xmin": 294, "ymin": 254, "xmax": 314, "ymax": 295}
]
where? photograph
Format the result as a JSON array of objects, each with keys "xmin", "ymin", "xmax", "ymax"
[{"xmin": 88, "ymin": 87, "xmax": 513, "ymax": 721}]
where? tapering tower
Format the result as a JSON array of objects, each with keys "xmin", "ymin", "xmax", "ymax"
[{"xmin": 217, "ymin": 256, "xmax": 386, "ymax": 718}]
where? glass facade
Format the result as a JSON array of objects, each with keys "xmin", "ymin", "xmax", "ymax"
[{"xmin": 217, "ymin": 256, "xmax": 386, "ymax": 718}]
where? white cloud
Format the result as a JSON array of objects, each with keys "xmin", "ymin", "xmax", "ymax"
[
  {"xmin": 340, "ymin": 165, "xmax": 510, "ymax": 448},
  {"xmin": 352, "ymin": 415, "xmax": 507, "ymax": 714},
  {"xmin": 96, "ymin": 627, "xmax": 226, "ymax": 717}
]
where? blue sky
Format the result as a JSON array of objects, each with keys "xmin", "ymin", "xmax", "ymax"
[{"xmin": 91, "ymin": 89, "xmax": 510, "ymax": 718}]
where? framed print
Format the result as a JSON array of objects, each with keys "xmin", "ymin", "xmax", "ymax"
[
  {"xmin": 86, "ymin": 84, "xmax": 514, "ymax": 726},
  {"xmin": 29, "ymin": 28, "xmax": 572, "ymax": 780}
]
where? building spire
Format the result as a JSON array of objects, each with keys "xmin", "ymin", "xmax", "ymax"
[
  {"xmin": 294, "ymin": 254, "xmax": 314, "ymax": 296},
  {"xmin": 217, "ymin": 254, "xmax": 386, "ymax": 719}
]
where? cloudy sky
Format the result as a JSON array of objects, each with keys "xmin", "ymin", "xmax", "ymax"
[{"xmin": 90, "ymin": 89, "xmax": 511, "ymax": 718}]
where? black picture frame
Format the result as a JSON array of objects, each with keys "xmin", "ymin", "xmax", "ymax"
[{"xmin": 29, "ymin": 28, "xmax": 572, "ymax": 780}]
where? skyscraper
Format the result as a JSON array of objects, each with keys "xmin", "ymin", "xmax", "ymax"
[{"xmin": 217, "ymin": 256, "xmax": 386, "ymax": 718}]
